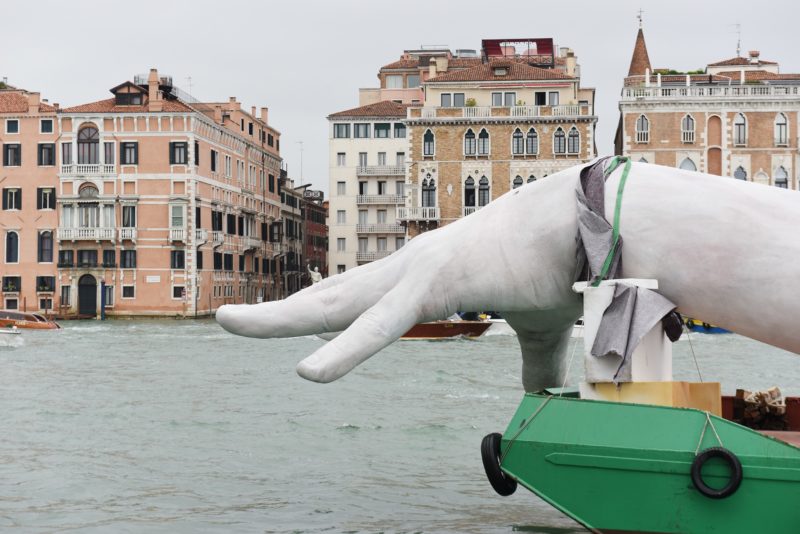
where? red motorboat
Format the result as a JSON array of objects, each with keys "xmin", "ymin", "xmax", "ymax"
[
  {"xmin": 0, "ymin": 310, "xmax": 61, "ymax": 330},
  {"xmin": 402, "ymin": 320, "xmax": 491, "ymax": 340}
]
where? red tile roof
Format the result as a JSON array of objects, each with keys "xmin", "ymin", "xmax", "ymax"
[
  {"xmin": 708, "ymin": 56, "xmax": 777, "ymax": 67},
  {"xmin": 427, "ymin": 60, "xmax": 572, "ymax": 83},
  {"xmin": 628, "ymin": 28, "xmax": 652, "ymax": 77},
  {"xmin": 328, "ymin": 100, "xmax": 411, "ymax": 118},
  {"xmin": 381, "ymin": 56, "xmax": 483, "ymax": 71},
  {"xmin": 715, "ymin": 70, "xmax": 800, "ymax": 81},
  {"xmin": 381, "ymin": 59, "xmax": 420, "ymax": 70},
  {"xmin": 0, "ymin": 92, "xmax": 56, "ymax": 113},
  {"xmin": 62, "ymin": 97, "xmax": 192, "ymax": 113}
]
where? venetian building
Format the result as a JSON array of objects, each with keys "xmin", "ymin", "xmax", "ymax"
[
  {"xmin": 615, "ymin": 24, "xmax": 800, "ymax": 188},
  {"xmin": 402, "ymin": 38, "xmax": 598, "ymax": 237}
]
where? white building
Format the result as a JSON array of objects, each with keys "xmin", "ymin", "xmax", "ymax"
[{"xmin": 327, "ymin": 101, "xmax": 408, "ymax": 273}]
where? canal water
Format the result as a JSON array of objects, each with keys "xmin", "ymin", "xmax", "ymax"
[{"xmin": 2, "ymin": 320, "xmax": 798, "ymax": 533}]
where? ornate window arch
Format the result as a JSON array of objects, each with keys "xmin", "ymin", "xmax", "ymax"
[
  {"xmin": 635, "ymin": 114, "xmax": 649, "ymax": 143},
  {"xmin": 526, "ymin": 128, "xmax": 538, "ymax": 155},
  {"xmin": 478, "ymin": 176, "xmax": 490, "ymax": 206},
  {"xmin": 421, "ymin": 174, "xmax": 436, "ymax": 207},
  {"xmin": 553, "ymin": 127, "xmax": 566, "ymax": 154},
  {"xmin": 512, "ymin": 175, "xmax": 523, "ymax": 189},
  {"xmin": 78, "ymin": 125, "xmax": 100, "ymax": 164},
  {"xmin": 733, "ymin": 113, "xmax": 747, "ymax": 146},
  {"xmin": 38, "ymin": 231, "xmax": 53, "ymax": 263},
  {"xmin": 423, "ymin": 129, "xmax": 435, "ymax": 156},
  {"xmin": 464, "ymin": 128, "xmax": 476, "ymax": 156},
  {"xmin": 527, "ymin": 175, "xmax": 536, "ymax": 183},
  {"xmin": 679, "ymin": 157, "xmax": 697, "ymax": 172},
  {"xmin": 774, "ymin": 166, "xmax": 789, "ymax": 188},
  {"xmin": 464, "ymin": 176, "xmax": 476, "ymax": 207},
  {"xmin": 681, "ymin": 114, "xmax": 695, "ymax": 143},
  {"xmin": 638, "ymin": 157, "xmax": 648, "ymax": 163},
  {"xmin": 734, "ymin": 166, "xmax": 747, "ymax": 180},
  {"xmin": 511, "ymin": 128, "xmax": 524, "ymax": 155},
  {"xmin": 477, "ymin": 129, "xmax": 490, "ymax": 155},
  {"xmin": 775, "ymin": 113, "xmax": 789, "ymax": 146},
  {"xmin": 567, "ymin": 126, "xmax": 580, "ymax": 155}
]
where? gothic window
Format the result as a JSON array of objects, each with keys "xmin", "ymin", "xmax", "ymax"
[
  {"xmin": 464, "ymin": 129, "xmax": 476, "ymax": 156},
  {"xmin": 77, "ymin": 126, "xmax": 100, "ymax": 164},
  {"xmin": 423, "ymin": 130, "xmax": 435, "ymax": 156},
  {"xmin": 679, "ymin": 157, "xmax": 697, "ymax": 172},
  {"xmin": 775, "ymin": 113, "xmax": 789, "ymax": 146},
  {"xmin": 511, "ymin": 129, "xmax": 524, "ymax": 155},
  {"xmin": 477, "ymin": 129, "xmax": 490, "ymax": 155},
  {"xmin": 567, "ymin": 126, "xmax": 580, "ymax": 154},
  {"xmin": 636, "ymin": 114, "xmax": 649, "ymax": 143},
  {"xmin": 478, "ymin": 176, "xmax": 490, "ymax": 206},
  {"xmin": 733, "ymin": 166, "xmax": 747, "ymax": 180},
  {"xmin": 513, "ymin": 176, "xmax": 524, "ymax": 189},
  {"xmin": 422, "ymin": 175, "xmax": 436, "ymax": 207},
  {"xmin": 464, "ymin": 176, "xmax": 475, "ymax": 206},
  {"xmin": 553, "ymin": 127, "xmax": 566, "ymax": 154},
  {"xmin": 734, "ymin": 113, "xmax": 747, "ymax": 145},
  {"xmin": 682, "ymin": 114, "xmax": 695, "ymax": 143},
  {"xmin": 774, "ymin": 166, "xmax": 788, "ymax": 188},
  {"xmin": 526, "ymin": 128, "xmax": 539, "ymax": 155}
]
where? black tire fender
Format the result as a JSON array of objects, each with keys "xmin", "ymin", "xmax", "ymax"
[
  {"xmin": 691, "ymin": 447, "xmax": 743, "ymax": 499},
  {"xmin": 481, "ymin": 432, "xmax": 517, "ymax": 496},
  {"xmin": 702, "ymin": 322, "xmax": 712, "ymax": 330}
]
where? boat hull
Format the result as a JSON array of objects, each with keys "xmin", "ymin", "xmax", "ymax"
[
  {"xmin": 402, "ymin": 320, "xmax": 490, "ymax": 340},
  {"xmin": 497, "ymin": 394, "xmax": 800, "ymax": 533},
  {"xmin": 0, "ymin": 316, "xmax": 60, "ymax": 330}
]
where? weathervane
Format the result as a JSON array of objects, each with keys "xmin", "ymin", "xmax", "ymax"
[{"xmin": 637, "ymin": 8, "xmax": 644, "ymax": 29}]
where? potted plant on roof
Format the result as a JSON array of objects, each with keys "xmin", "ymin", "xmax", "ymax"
[{"xmin": 465, "ymin": 98, "xmax": 477, "ymax": 107}]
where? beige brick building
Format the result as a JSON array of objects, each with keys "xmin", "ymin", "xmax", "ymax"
[
  {"xmin": 402, "ymin": 38, "xmax": 597, "ymax": 237},
  {"xmin": 615, "ymin": 25, "xmax": 800, "ymax": 188}
]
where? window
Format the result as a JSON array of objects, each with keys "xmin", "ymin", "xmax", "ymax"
[
  {"xmin": 396, "ymin": 237, "xmax": 405, "ymax": 249},
  {"xmin": 734, "ymin": 166, "xmax": 747, "ymax": 181},
  {"xmin": 61, "ymin": 285, "xmax": 71, "ymax": 306},
  {"xmin": 197, "ymin": 250, "xmax": 203, "ymax": 270},
  {"xmin": 734, "ymin": 113, "xmax": 747, "ymax": 146},
  {"xmin": 248, "ymin": 122, "xmax": 253, "ymax": 136},
  {"xmin": 453, "ymin": 93, "xmax": 465, "ymax": 107},
  {"xmin": 102, "ymin": 249, "xmax": 115, "ymax": 267},
  {"xmin": 337, "ymin": 210, "xmax": 346, "ymax": 224},
  {"xmin": 477, "ymin": 129, "xmax": 489, "ymax": 155},
  {"xmin": 170, "ymin": 205, "xmax": 184, "ymax": 228},
  {"xmin": 375, "ymin": 123, "xmax": 390, "ymax": 138},
  {"xmin": 104, "ymin": 285, "xmax": 114, "ymax": 307},
  {"xmin": 553, "ymin": 127, "xmax": 566, "ymax": 154},
  {"xmin": 464, "ymin": 177, "xmax": 475, "ymax": 207},
  {"xmin": 679, "ymin": 158, "xmax": 697, "ymax": 172},
  {"xmin": 464, "ymin": 129, "xmax": 476, "ymax": 155},
  {"xmin": 512, "ymin": 129, "xmax": 524, "ymax": 155},
  {"xmin": 491, "ymin": 92, "xmax": 503, "ymax": 106},
  {"xmin": 394, "ymin": 123, "xmax": 406, "ymax": 138},
  {"xmin": 337, "ymin": 182, "xmax": 346, "ymax": 195},
  {"xmin": 2, "ymin": 188, "xmax": 21, "ymax": 210},
  {"xmin": 194, "ymin": 141, "xmax": 200, "ymax": 165},
  {"xmin": 38, "ymin": 231, "xmax": 53, "ymax": 263},
  {"xmin": 35, "ymin": 276, "xmax": 55, "ymax": 293},
  {"xmin": 213, "ymin": 252, "xmax": 223, "ymax": 270},
  {"xmin": 58, "ymin": 250, "xmax": 74, "ymax": 267},
  {"xmin": 238, "ymin": 255, "xmax": 245, "ymax": 272},
  {"xmin": 120, "ymin": 250, "xmax": 137, "ymax": 268},
  {"xmin": 6, "ymin": 231, "xmax": 19, "ymax": 263},
  {"xmin": 534, "ymin": 92, "xmax": 547, "ymax": 106},
  {"xmin": 37, "ymin": 188, "xmax": 55, "ymax": 210},
  {"xmin": 635, "ymin": 115, "xmax": 649, "ymax": 143},
  {"xmin": 548, "ymin": 92, "xmax": 559, "ymax": 106},
  {"xmin": 422, "ymin": 176, "xmax": 436, "ymax": 207},
  {"xmin": 77, "ymin": 249, "xmax": 98, "ymax": 267},
  {"xmin": 775, "ymin": 113, "xmax": 789, "ymax": 146},
  {"xmin": 78, "ymin": 126, "xmax": 99, "ymax": 164},
  {"xmin": 269, "ymin": 174, "xmax": 275, "ymax": 193},
  {"xmin": 396, "ymin": 152, "xmax": 405, "ymax": 166},
  {"xmin": 354, "ymin": 124, "xmax": 370, "ymax": 138},
  {"xmin": 377, "ymin": 181, "xmax": 386, "ymax": 194},
  {"xmin": 377, "ymin": 237, "xmax": 387, "ymax": 251},
  {"xmin": 513, "ymin": 176, "xmax": 524, "ymax": 189},
  {"xmin": 681, "ymin": 115, "xmax": 695, "ymax": 143},
  {"xmin": 170, "ymin": 142, "xmax": 188, "ymax": 164},
  {"xmin": 423, "ymin": 130, "xmax": 435, "ymax": 156},
  {"xmin": 377, "ymin": 152, "xmax": 386, "ymax": 166},
  {"xmin": 526, "ymin": 128, "xmax": 539, "ymax": 155},
  {"xmin": 121, "ymin": 142, "xmax": 139, "ymax": 164},
  {"xmin": 440, "ymin": 93, "xmax": 452, "ymax": 107},
  {"xmin": 337, "ymin": 238, "xmax": 346, "ymax": 252},
  {"xmin": 386, "ymin": 75, "xmax": 403, "ymax": 88},
  {"xmin": 268, "ymin": 133, "xmax": 274, "ymax": 146},
  {"xmin": 3, "ymin": 144, "xmax": 21, "ymax": 166},
  {"xmin": 39, "ymin": 297, "xmax": 52, "ymax": 310},
  {"xmin": 37, "ymin": 143, "xmax": 55, "ymax": 166},
  {"xmin": 337, "ymin": 265, "xmax": 346, "ymax": 274},
  {"xmin": 2, "ymin": 276, "xmax": 21, "ymax": 292},
  {"xmin": 567, "ymin": 127, "xmax": 580, "ymax": 155},
  {"xmin": 407, "ymin": 75, "xmax": 420, "ymax": 88},
  {"xmin": 359, "ymin": 181, "xmax": 367, "ymax": 195},
  {"xmin": 115, "ymin": 92, "xmax": 142, "ymax": 105},
  {"xmin": 395, "ymin": 181, "xmax": 404, "ymax": 196},
  {"xmin": 775, "ymin": 166, "xmax": 789, "ymax": 188},
  {"xmin": 377, "ymin": 209, "xmax": 387, "ymax": 223},
  {"xmin": 171, "ymin": 250, "xmax": 185, "ymax": 269},
  {"xmin": 504, "ymin": 92, "xmax": 516, "ymax": 106},
  {"xmin": 62, "ymin": 143, "xmax": 72, "ymax": 165},
  {"xmin": 210, "ymin": 149, "xmax": 218, "ymax": 172},
  {"xmin": 122, "ymin": 205, "xmax": 136, "ymax": 227},
  {"xmin": 223, "ymin": 253, "xmax": 233, "ymax": 271},
  {"xmin": 5, "ymin": 119, "xmax": 19, "ymax": 134},
  {"xmin": 478, "ymin": 176, "xmax": 490, "ymax": 206},
  {"xmin": 638, "ymin": 157, "xmax": 648, "ymax": 163},
  {"xmin": 333, "ymin": 124, "xmax": 350, "ymax": 138},
  {"xmin": 5, "ymin": 298, "xmax": 18, "ymax": 310},
  {"xmin": 40, "ymin": 119, "xmax": 53, "ymax": 134},
  {"xmin": 358, "ymin": 209, "xmax": 368, "ymax": 224},
  {"xmin": 337, "ymin": 153, "xmax": 346, "ymax": 166},
  {"xmin": 104, "ymin": 142, "xmax": 115, "ymax": 164},
  {"xmin": 527, "ymin": 175, "xmax": 536, "ymax": 183},
  {"xmin": 122, "ymin": 286, "xmax": 135, "ymax": 298},
  {"xmin": 358, "ymin": 152, "xmax": 368, "ymax": 167}
]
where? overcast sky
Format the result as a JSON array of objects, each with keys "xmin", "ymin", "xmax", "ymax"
[{"xmin": 4, "ymin": 0, "xmax": 798, "ymax": 194}]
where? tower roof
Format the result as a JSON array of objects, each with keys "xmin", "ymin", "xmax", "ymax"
[{"xmin": 627, "ymin": 28, "xmax": 652, "ymax": 77}]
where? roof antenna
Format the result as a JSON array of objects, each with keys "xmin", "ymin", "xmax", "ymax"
[
  {"xmin": 731, "ymin": 24, "xmax": 742, "ymax": 57},
  {"xmin": 637, "ymin": 8, "xmax": 644, "ymax": 29},
  {"xmin": 185, "ymin": 76, "xmax": 193, "ymax": 95}
]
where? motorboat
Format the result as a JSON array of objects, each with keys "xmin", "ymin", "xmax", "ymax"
[
  {"xmin": 0, "ymin": 310, "xmax": 60, "ymax": 330},
  {"xmin": 401, "ymin": 319, "xmax": 491, "ymax": 340}
]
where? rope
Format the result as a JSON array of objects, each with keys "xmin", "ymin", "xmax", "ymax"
[
  {"xmin": 685, "ymin": 321, "xmax": 704, "ymax": 382},
  {"xmin": 593, "ymin": 157, "xmax": 632, "ymax": 287},
  {"xmin": 695, "ymin": 411, "xmax": 724, "ymax": 455},
  {"xmin": 558, "ymin": 331, "xmax": 581, "ymax": 397},
  {"xmin": 500, "ymin": 396, "xmax": 552, "ymax": 464}
]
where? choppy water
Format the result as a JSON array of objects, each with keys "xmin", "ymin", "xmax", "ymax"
[{"xmin": 1, "ymin": 320, "xmax": 798, "ymax": 533}]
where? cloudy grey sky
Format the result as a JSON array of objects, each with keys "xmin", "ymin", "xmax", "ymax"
[{"xmin": 4, "ymin": 0, "xmax": 798, "ymax": 193}]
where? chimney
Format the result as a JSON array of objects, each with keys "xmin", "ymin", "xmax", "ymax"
[
  {"xmin": 429, "ymin": 60, "xmax": 437, "ymax": 79},
  {"xmin": 565, "ymin": 50, "xmax": 576, "ymax": 77},
  {"xmin": 436, "ymin": 56, "xmax": 448, "ymax": 74},
  {"xmin": 54, "ymin": 103, "xmax": 60, "ymax": 110},
  {"xmin": 740, "ymin": 69, "xmax": 746, "ymax": 84},
  {"xmin": 27, "ymin": 92, "xmax": 41, "ymax": 112},
  {"xmin": 748, "ymin": 50, "xmax": 760, "ymax": 64},
  {"xmin": 260, "ymin": 107, "xmax": 269, "ymax": 123},
  {"xmin": 227, "ymin": 96, "xmax": 238, "ymax": 112},
  {"xmin": 251, "ymin": 105, "xmax": 256, "ymax": 118},
  {"xmin": 213, "ymin": 104, "xmax": 223, "ymax": 124},
  {"xmin": 147, "ymin": 68, "xmax": 163, "ymax": 112}
]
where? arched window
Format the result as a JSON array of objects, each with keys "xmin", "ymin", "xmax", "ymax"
[
  {"xmin": 679, "ymin": 157, "xmax": 697, "ymax": 172},
  {"xmin": 734, "ymin": 113, "xmax": 747, "ymax": 145},
  {"xmin": 511, "ymin": 129, "xmax": 524, "ymax": 155},
  {"xmin": 38, "ymin": 231, "xmax": 53, "ymax": 263},
  {"xmin": 775, "ymin": 166, "xmax": 789, "ymax": 188},
  {"xmin": 526, "ymin": 128, "xmax": 538, "ymax": 155},
  {"xmin": 553, "ymin": 127, "xmax": 566, "ymax": 154},
  {"xmin": 527, "ymin": 175, "xmax": 536, "ymax": 183},
  {"xmin": 78, "ymin": 126, "xmax": 100, "ymax": 164},
  {"xmin": 734, "ymin": 166, "xmax": 747, "ymax": 180},
  {"xmin": 477, "ymin": 129, "xmax": 490, "ymax": 155},
  {"xmin": 421, "ymin": 175, "xmax": 436, "ymax": 207},
  {"xmin": 636, "ymin": 114, "xmax": 649, "ymax": 143},
  {"xmin": 423, "ymin": 130, "xmax": 435, "ymax": 156},
  {"xmin": 478, "ymin": 176, "xmax": 490, "ymax": 206},
  {"xmin": 638, "ymin": 157, "xmax": 648, "ymax": 163},
  {"xmin": 513, "ymin": 176, "xmax": 524, "ymax": 189},
  {"xmin": 464, "ymin": 176, "xmax": 476, "ymax": 206},
  {"xmin": 682, "ymin": 114, "xmax": 695, "ymax": 143},
  {"xmin": 464, "ymin": 129, "xmax": 476, "ymax": 156},
  {"xmin": 6, "ymin": 231, "xmax": 19, "ymax": 263},
  {"xmin": 567, "ymin": 126, "xmax": 580, "ymax": 154},
  {"xmin": 775, "ymin": 113, "xmax": 788, "ymax": 146}
]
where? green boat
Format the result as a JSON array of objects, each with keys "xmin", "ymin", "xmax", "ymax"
[{"xmin": 482, "ymin": 392, "xmax": 800, "ymax": 533}]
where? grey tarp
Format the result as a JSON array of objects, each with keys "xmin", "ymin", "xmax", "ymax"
[{"xmin": 574, "ymin": 158, "xmax": 677, "ymax": 383}]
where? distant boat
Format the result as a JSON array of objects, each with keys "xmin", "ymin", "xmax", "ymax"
[
  {"xmin": 0, "ymin": 310, "xmax": 60, "ymax": 330},
  {"xmin": 401, "ymin": 319, "xmax": 491, "ymax": 340},
  {"xmin": 685, "ymin": 317, "xmax": 730, "ymax": 334},
  {"xmin": 483, "ymin": 317, "xmax": 584, "ymax": 338}
]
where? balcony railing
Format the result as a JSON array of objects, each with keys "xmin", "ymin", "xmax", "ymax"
[
  {"xmin": 270, "ymin": 242, "xmax": 282, "ymax": 255},
  {"xmin": 57, "ymin": 227, "xmax": 115, "ymax": 241},
  {"xmin": 356, "ymin": 165, "xmax": 405, "ymax": 176},
  {"xmin": 355, "ymin": 223, "xmax": 405, "ymax": 234},
  {"xmin": 408, "ymin": 104, "xmax": 592, "ymax": 121},
  {"xmin": 195, "ymin": 229, "xmax": 208, "ymax": 243},
  {"xmin": 462, "ymin": 205, "xmax": 486, "ymax": 217},
  {"xmin": 170, "ymin": 228, "xmax": 185, "ymax": 242},
  {"xmin": 621, "ymin": 84, "xmax": 800, "ymax": 102},
  {"xmin": 118, "ymin": 227, "xmax": 137, "ymax": 241},
  {"xmin": 244, "ymin": 236, "xmax": 262, "ymax": 250},
  {"xmin": 356, "ymin": 194, "xmax": 405, "ymax": 205},
  {"xmin": 682, "ymin": 130, "xmax": 695, "ymax": 143},
  {"xmin": 396, "ymin": 207, "xmax": 440, "ymax": 221},
  {"xmin": 356, "ymin": 250, "xmax": 394, "ymax": 262},
  {"xmin": 211, "ymin": 230, "xmax": 224, "ymax": 245},
  {"xmin": 60, "ymin": 164, "xmax": 116, "ymax": 175}
]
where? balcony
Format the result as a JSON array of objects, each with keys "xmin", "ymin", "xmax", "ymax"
[
  {"xmin": 408, "ymin": 104, "xmax": 593, "ymax": 122},
  {"xmin": 244, "ymin": 236, "xmax": 262, "ymax": 250},
  {"xmin": 211, "ymin": 230, "xmax": 224, "ymax": 246},
  {"xmin": 355, "ymin": 223, "xmax": 405, "ymax": 234},
  {"xmin": 462, "ymin": 206, "xmax": 485, "ymax": 217},
  {"xmin": 620, "ymin": 84, "xmax": 800, "ymax": 102},
  {"xmin": 270, "ymin": 242, "xmax": 282, "ymax": 255},
  {"xmin": 60, "ymin": 164, "xmax": 116, "ymax": 176},
  {"xmin": 195, "ymin": 229, "xmax": 208, "ymax": 243},
  {"xmin": 118, "ymin": 228, "xmax": 137, "ymax": 241},
  {"xmin": 356, "ymin": 165, "xmax": 405, "ymax": 177},
  {"xmin": 170, "ymin": 228, "xmax": 185, "ymax": 242},
  {"xmin": 57, "ymin": 227, "xmax": 115, "ymax": 241},
  {"xmin": 356, "ymin": 194, "xmax": 405, "ymax": 205},
  {"xmin": 396, "ymin": 207, "xmax": 440, "ymax": 221},
  {"xmin": 356, "ymin": 250, "xmax": 394, "ymax": 262}
]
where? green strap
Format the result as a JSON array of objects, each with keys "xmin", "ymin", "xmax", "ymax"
[{"xmin": 592, "ymin": 157, "xmax": 632, "ymax": 287}]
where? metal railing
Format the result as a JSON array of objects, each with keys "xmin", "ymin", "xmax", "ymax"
[
  {"xmin": 355, "ymin": 223, "xmax": 405, "ymax": 234},
  {"xmin": 57, "ymin": 227, "xmax": 115, "ymax": 240},
  {"xmin": 356, "ymin": 165, "xmax": 405, "ymax": 176},
  {"xmin": 396, "ymin": 207, "xmax": 440, "ymax": 221},
  {"xmin": 356, "ymin": 250, "xmax": 394, "ymax": 262},
  {"xmin": 356, "ymin": 194, "xmax": 405, "ymax": 205}
]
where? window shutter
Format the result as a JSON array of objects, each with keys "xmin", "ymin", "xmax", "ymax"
[
  {"xmin": 2, "ymin": 146, "xmax": 7, "ymax": 166},
  {"xmin": 17, "ymin": 189, "xmax": 21, "ymax": 210},
  {"xmin": 194, "ymin": 141, "xmax": 199, "ymax": 166},
  {"xmin": 133, "ymin": 143, "xmax": 139, "ymax": 164},
  {"xmin": 261, "ymin": 222, "xmax": 268, "ymax": 241},
  {"xmin": 2, "ymin": 191, "xmax": 7, "ymax": 210},
  {"xmin": 37, "ymin": 145, "xmax": 43, "ymax": 166},
  {"xmin": 169, "ymin": 142, "xmax": 175, "ymax": 164},
  {"xmin": 36, "ymin": 189, "xmax": 42, "ymax": 210}
]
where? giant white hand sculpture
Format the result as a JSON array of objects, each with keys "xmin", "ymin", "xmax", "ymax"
[{"xmin": 217, "ymin": 161, "xmax": 800, "ymax": 391}]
